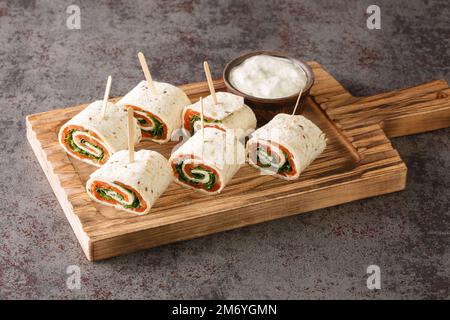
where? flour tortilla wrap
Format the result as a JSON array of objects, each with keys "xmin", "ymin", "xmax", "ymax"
[
  {"xmin": 247, "ymin": 113, "xmax": 326, "ymax": 180},
  {"xmin": 182, "ymin": 91, "xmax": 257, "ymax": 138},
  {"xmin": 59, "ymin": 101, "xmax": 141, "ymax": 167},
  {"xmin": 116, "ymin": 80, "xmax": 191, "ymax": 143},
  {"xmin": 169, "ymin": 127, "xmax": 245, "ymax": 194},
  {"xmin": 86, "ymin": 149, "xmax": 172, "ymax": 215}
]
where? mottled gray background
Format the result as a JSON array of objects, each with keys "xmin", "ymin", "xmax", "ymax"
[{"xmin": 0, "ymin": 0, "xmax": 449, "ymax": 299}]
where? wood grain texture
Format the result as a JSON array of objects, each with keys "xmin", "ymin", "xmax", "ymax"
[{"xmin": 26, "ymin": 62, "xmax": 450, "ymax": 261}]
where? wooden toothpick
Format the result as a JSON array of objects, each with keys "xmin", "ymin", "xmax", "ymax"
[
  {"xmin": 101, "ymin": 75, "xmax": 112, "ymax": 119},
  {"xmin": 138, "ymin": 52, "xmax": 157, "ymax": 95},
  {"xmin": 203, "ymin": 61, "xmax": 218, "ymax": 105},
  {"xmin": 127, "ymin": 107, "xmax": 135, "ymax": 163},
  {"xmin": 200, "ymin": 97, "xmax": 205, "ymax": 139},
  {"xmin": 200, "ymin": 97, "xmax": 205, "ymax": 158},
  {"xmin": 290, "ymin": 88, "xmax": 304, "ymax": 125}
]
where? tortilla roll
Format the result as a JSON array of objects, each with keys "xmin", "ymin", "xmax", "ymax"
[
  {"xmin": 182, "ymin": 92, "xmax": 257, "ymax": 138},
  {"xmin": 59, "ymin": 101, "xmax": 141, "ymax": 167},
  {"xmin": 86, "ymin": 149, "xmax": 172, "ymax": 215},
  {"xmin": 169, "ymin": 127, "xmax": 245, "ymax": 195},
  {"xmin": 116, "ymin": 80, "xmax": 191, "ymax": 143},
  {"xmin": 247, "ymin": 113, "xmax": 326, "ymax": 180}
]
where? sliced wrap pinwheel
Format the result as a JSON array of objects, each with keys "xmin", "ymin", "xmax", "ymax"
[
  {"xmin": 86, "ymin": 149, "xmax": 172, "ymax": 215},
  {"xmin": 59, "ymin": 101, "xmax": 141, "ymax": 167},
  {"xmin": 182, "ymin": 92, "xmax": 256, "ymax": 138},
  {"xmin": 169, "ymin": 127, "xmax": 245, "ymax": 194},
  {"xmin": 247, "ymin": 113, "xmax": 327, "ymax": 180},
  {"xmin": 117, "ymin": 80, "xmax": 191, "ymax": 143}
]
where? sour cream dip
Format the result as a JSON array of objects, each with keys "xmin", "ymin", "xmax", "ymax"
[{"xmin": 228, "ymin": 54, "xmax": 307, "ymax": 99}]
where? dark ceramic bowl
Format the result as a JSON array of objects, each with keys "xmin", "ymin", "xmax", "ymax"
[{"xmin": 223, "ymin": 50, "xmax": 314, "ymax": 126}]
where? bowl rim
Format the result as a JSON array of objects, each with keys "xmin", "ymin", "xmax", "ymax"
[{"xmin": 223, "ymin": 50, "xmax": 315, "ymax": 103}]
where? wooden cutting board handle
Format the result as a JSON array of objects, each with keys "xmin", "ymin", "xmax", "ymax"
[{"xmin": 324, "ymin": 79, "xmax": 450, "ymax": 138}]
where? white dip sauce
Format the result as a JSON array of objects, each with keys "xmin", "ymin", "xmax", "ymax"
[{"xmin": 229, "ymin": 54, "xmax": 307, "ymax": 99}]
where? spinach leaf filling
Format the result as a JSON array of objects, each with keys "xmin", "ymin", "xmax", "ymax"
[
  {"xmin": 142, "ymin": 115, "xmax": 164, "ymax": 138},
  {"xmin": 188, "ymin": 114, "xmax": 221, "ymax": 135},
  {"xmin": 95, "ymin": 186, "xmax": 141, "ymax": 209},
  {"xmin": 124, "ymin": 196, "xmax": 141, "ymax": 209},
  {"xmin": 256, "ymin": 148, "xmax": 292, "ymax": 173},
  {"xmin": 96, "ymin": 188, "xmax": 119, "ymax": 202},
  {"xmin": 256, "ymin": 148, "xmax": 276, "ymax": 168},
  {"xmin": 279, "ymin": 153, "xmax": 292, "ymax": 172},
  {"xmin": 175, "ymin": 162, "xmax": 216, "ymax": 190},
  {"xmin": 65, "ymin": 129, "xmax": 104, "ymax": 161}
]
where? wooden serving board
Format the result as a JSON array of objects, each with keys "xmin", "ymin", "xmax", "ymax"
[{"xmin": 26, "ymin": 62, "xmax": 450, "ymax": 261}]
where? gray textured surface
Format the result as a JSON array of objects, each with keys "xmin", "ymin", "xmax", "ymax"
[{"xmin": 1, "ymin": 0, "xmax": 449, "ymax": 299}]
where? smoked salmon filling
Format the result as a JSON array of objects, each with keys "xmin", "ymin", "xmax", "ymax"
[
  {"xmin": 89, "ymin": 180, "xmax": 147, "ymax": 213},
  {"xmin": 248, "ymin": 142, "xmax": 297, "ymax": 177},
  {"xmin": 171, "ymin": 160, "xmax": 221, "ymax": 192},
  {"xmin": 127, "ymin": 105, "xmax": 167, "ymax": 140},
  {"xmin": 183, "ymin": 109, "xmax": 222, "ymax": 135},
  {"xmin": 61, "ymin": 125, "xmax": 109, "ymax": 165}
]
